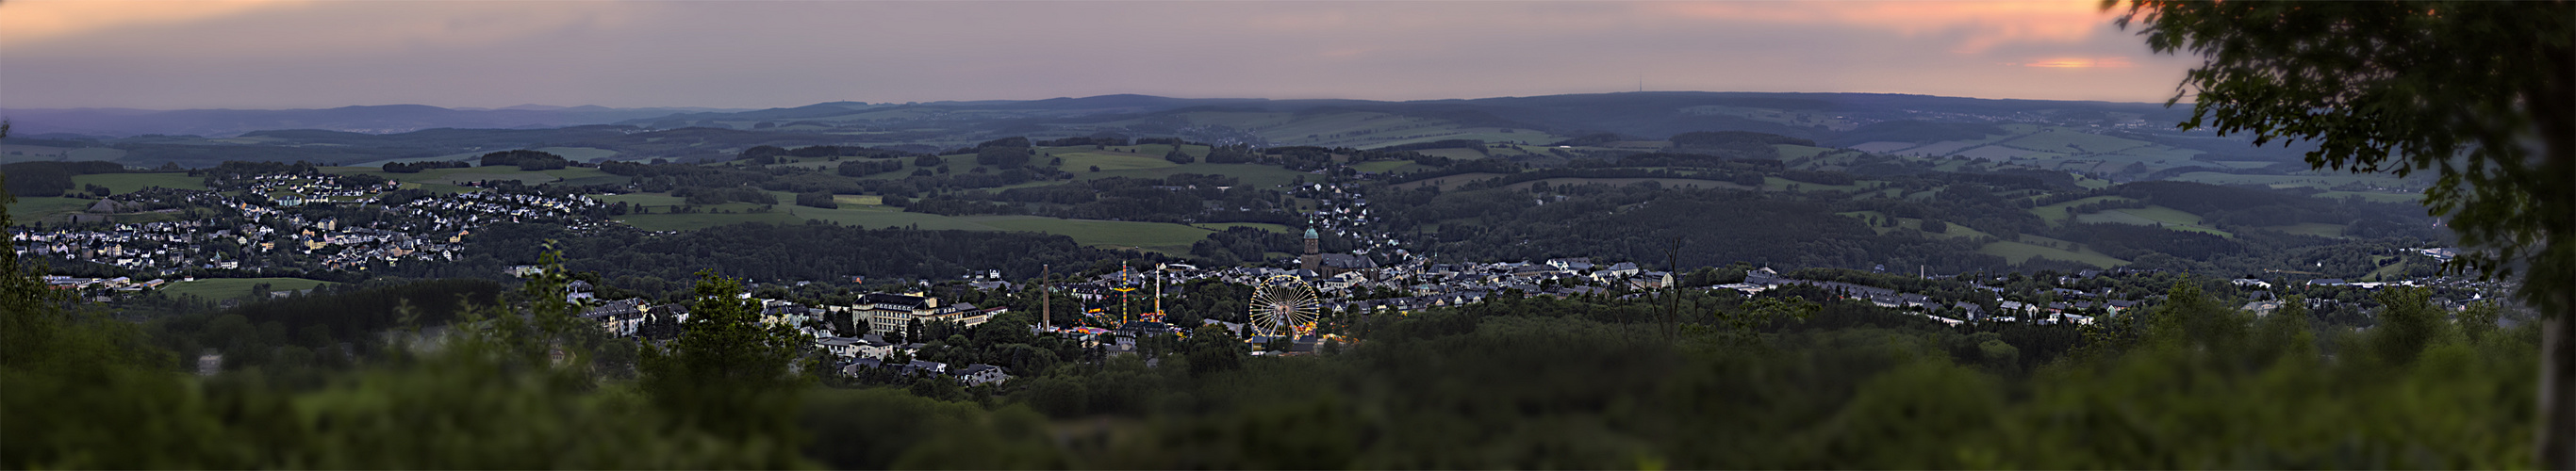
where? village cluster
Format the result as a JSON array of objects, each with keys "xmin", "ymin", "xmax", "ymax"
[{"xmin": 14, "ymin": 171, "xmax": 608, "ymax": 294}]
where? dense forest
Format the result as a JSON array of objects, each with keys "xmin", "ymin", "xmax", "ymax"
[{"xmin": 1, "ymin": 161, "xmax": 126, "ymax": 197}]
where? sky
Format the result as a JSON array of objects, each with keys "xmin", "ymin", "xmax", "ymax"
[{"xmin": 0, "ymin": 0, "xmax": 2197, "ymax": 110}]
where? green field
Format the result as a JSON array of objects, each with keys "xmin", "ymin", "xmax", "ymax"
[
  {"xmin": 73, "ymin": 172, "xmax": 206, "ymax": 193},
  {"xmin": 1194, "ymin": 222, "xmax": 1295, "ymax": 234},
  {"xmin": 1774, "ymin": 144, "xmax": 1832, "ymax": 160},
  {"xmin": 2363, "ymin": 257, "xmax": 2418, "ymax": 282},
  {"xmin": 2072, "ymin": 205, "xmax": 2235, "ymax": 237},
  {"xmin": 7, "ymin": 197, "xmax": 93, "ymax": 224},
  {"xmin": 1921, "ymin": 220, "xmax": 1993, "ymax": 240},
  {"xmin": 159, "ymin": 277, "xmax": 334, "ymax": 301},
  {"xmin": 1841, "ymin": 212, "xmax": 1995, "ymax": 240}
]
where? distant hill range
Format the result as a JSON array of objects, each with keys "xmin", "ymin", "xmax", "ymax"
[
  {"xmin": 0, "ymin": 92, "xmax": 2317, "ymax": 172},
  {"xmin": 0, "ymin": 104, "xmax": 750, "ymax": 138}
]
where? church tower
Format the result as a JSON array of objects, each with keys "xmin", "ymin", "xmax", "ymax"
[{"xmin": 1300, "ymin": 227, "xmax": 1321, "ymax": 274}]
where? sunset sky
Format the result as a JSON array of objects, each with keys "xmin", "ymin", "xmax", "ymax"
[{"xmin": 0, "ymin": 0, "xmax": 2196, "ymax": 110}]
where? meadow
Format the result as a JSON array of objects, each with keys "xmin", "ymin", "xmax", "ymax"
[
  {"xmin": 7, "ymin": 197, "xmax": 92, "ymax": 223},
  {"xmin": 1839, "ymin": 211, "xmax": 1995, "ymax": 241},
  {"xmin": 1978, "ymin": 239, "xmax": 2128, "ymax": 268},
  {"xmin": 2072, "ymin": 205, "xmax": 2235, "ymax": 237}
]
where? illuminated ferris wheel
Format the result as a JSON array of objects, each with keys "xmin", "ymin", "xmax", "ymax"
[{"xmin": 1247, "ymin": 275, "xmax": 1321, "ymax": 337}]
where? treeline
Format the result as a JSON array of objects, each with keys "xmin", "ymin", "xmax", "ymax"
[
  {"xmin": 835, "ymin": 159, "xmax": 905, "ymax": 177},
  {"xmin": 381, "ymin": 160, "xmax": 471, "ymax": 173},
  {"xmin": 674, "ymin": 186, "xmax": 778, "ymax": 205},
  {"xmin": 1, "ymin": 161, "xmax": 125, "ymax": 197},
  {"xmin": 478, "ymin": 150, "xmax": 570, "ymax": 171},
  {"xmin": 1187, "ymin": 226, "xmax": 1300, "ymax": 267}
]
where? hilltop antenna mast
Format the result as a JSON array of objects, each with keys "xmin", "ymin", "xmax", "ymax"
[{"xmin": 1041, "ymin": 264, "xmax": 1051, "ymax": 331}]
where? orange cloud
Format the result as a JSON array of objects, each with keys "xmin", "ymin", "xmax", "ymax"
[
  {"xmin": 3, "ymin": 1, "xmax": 652, "ymax": 59},
  {"xmin": 1645, "ymin": 1, "xmax": 2114, "ymax": 54},
  {"xmin": 2020, "ymin": 57, "xmax": 2136, "ymax": 68},
  {"xmin": 0, "ymin": 0, "xmax": 309, "ymax": 46}
]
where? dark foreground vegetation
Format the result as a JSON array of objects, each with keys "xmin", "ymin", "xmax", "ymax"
[{"xmin": 4, "ymin": 244, "xmax": 2538, "ymax": 468}]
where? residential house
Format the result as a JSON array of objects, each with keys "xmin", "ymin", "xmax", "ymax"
[
  {"xmin": 577, "ymin": 299, "xmax": 650, "ymax": 336},
  {"xmin": 1546, "ymin": 257, "xmax": 1594, "ymax": 271},
  {"xmin": 957, "ymin": 364, "xmax": 1012, "ymax": 386},
  {"xmin": 805, "ymin": 336, "xmax": 853, "ymax": 359}
]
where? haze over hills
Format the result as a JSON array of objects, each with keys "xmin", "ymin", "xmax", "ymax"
[
  {"xmin": 3, "ymin": 91, "xmax": 2312, "ymax": 176},
  {"xmin": 7, "ymin": 88, "xmax": 2429, "ymax": 279},
  {"xmin": 0, "ymin": 104, "xmax": 754, "ymax": 138}
]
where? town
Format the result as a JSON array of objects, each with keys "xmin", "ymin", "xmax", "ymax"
[
  {"xmin": 17, "ymin": 165, "xmax": 609, "ymax": 292},
  {"xmin": 21, "ymin": 160, "xmax": 2509, "ymax": 394}
]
